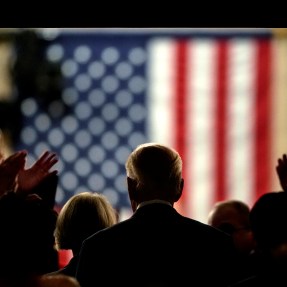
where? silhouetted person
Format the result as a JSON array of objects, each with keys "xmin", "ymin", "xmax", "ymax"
[
  {"xmin": 230, "ymin": 191, "xmax": 287, "ymax": 286},
  {"xmin": 0, "ymin": 147, "xmax": 62, "ymax": 286},
  {"xmin": 208, "ymin": 200, "xmax": 256, "ymax": 280},
  {"xmin": 0, "ymin": 191, "xmax": 58, "ymax": 285},
  {"xmin": 49, "ymin": 192, "xmax": 117, "ymax": 277},
  {"xmin": 208, "ymin": 199, "xmax": 255, "ymax": 256},
  {"xmin": 76, "ymin": 143, "xmax": 240, "ymax": 287}
]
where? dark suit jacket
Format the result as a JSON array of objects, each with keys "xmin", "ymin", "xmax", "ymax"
[{"xmin": 76, "ymin": 203, "xmax": 240, "ymax": 287}]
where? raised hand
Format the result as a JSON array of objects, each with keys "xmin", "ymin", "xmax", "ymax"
[
  {"xmin": 0, "ymin": 150, "xmax": 27, "ymax": 196},
  {"xmin": 17, "ymin": 151, "xmax": 59, "ymax": 193},
  {"xmin": 276, "ymin": 153, "xmax": 287, "ymax": 192}
]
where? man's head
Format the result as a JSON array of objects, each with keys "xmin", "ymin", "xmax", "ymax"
[
  {"xmin": 125, "ymin": 143, "xmax": 184, "ymax": 211},
  {"xmin": 208, "ymin": 199, "xmax": 255, "ymax": 255}
]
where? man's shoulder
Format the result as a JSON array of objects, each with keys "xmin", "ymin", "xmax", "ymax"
[
  {"xmin": 178, "ymin": 214, "xmax": 233, "ymax": 241},
  {"xmin": 84, "ymin": 218, "xmax": 131, "ymax": 243}
]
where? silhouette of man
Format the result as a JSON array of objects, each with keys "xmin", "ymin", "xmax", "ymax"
[{"xmin": 76, "ymin": 143, "xmax": 240, "ymax": 287}]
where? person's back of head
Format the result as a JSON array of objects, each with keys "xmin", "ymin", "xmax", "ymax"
[
  {"xmin": 208, "ymin": 200, "xmax": 250, "ymax": 232},
  {"xmin": 250, "ymin": 191, "xmax": 287, "ymax": 257},
  {"xmin": 125, "ymin": 143, "xmax": 184, "ymax": 210},
  {"xmin": 0, "ymin": 192, "xmax": 58, "ymax": 280},
  {"xmin": 247, "ymin": 191, "xmax": 287, "ymax": 283},
  {"xmin": 208, "ymin": 199, "xmax": 255, "ymax": 255},
  {"xmin": 0, "ymin": 274, "xmax": 81, "ymax": 287},
  {"xmin": 54, "ymin": 192, "xmax": 117, "ymax": 254},
  {"xmin": 41, "ymin": 274, "xmax": 80, "ymax": 287}
]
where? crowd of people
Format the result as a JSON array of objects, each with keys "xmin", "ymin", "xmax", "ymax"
[{"xmin": 0, "ymin": 139, "xmax": 287, "ymax": 287}]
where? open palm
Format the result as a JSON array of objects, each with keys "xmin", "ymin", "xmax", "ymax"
[{"xmin": 17, "ymin": 151, "xmax": 58, "ymax": 193}]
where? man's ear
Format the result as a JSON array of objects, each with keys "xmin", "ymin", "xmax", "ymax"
[
  {"xmin": 127, "ymin": 177, "xmax": 137, "ymax": 196},
  {"xmin": 174, "ymin": 178, "xmax": 184, "ymax": 202},
  {"xmin": 127, "ymin": 177, "xmax": 138, "ymax": 211}
]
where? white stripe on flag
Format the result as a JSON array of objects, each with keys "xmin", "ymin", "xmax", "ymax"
[
  {"xmin": 147, "ymin": 38, "xmax": 176, "ymax": 148},
  {"xmin": 226, "ymin": 39, "xmax": 256, "ymax": 205},
  {"xmin": 187, "ymin": 39, "xmax": 217, "ymax": 222}
]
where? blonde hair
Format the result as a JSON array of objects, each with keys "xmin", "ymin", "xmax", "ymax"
[
  {"xmin": 55, "ymin": 192, "xmax": 117, "ymax": 251},
  {"xmin": 125, "ymin": 143, "xmax": 183, "ymax": 198}
]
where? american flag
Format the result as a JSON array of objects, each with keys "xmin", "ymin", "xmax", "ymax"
[{"xmin": 15, "ymin": 28, "xmax": 287, "ymax": 224}]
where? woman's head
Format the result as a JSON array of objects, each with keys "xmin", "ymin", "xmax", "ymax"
[{"xmin": 55, "ymin": 192, "xmax": 117, "ymax": 253}]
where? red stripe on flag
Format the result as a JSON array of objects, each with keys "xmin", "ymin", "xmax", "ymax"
[
  {"xmin": 175, "ymin": 40, "xmax": 188, "ymax": 215},
  {"xmin": 214, "ymin": 40, "xmax": 228, "ymax": 202},
  {"xmin": 255, "ymin": 39, "xmax": 272, "ymax": 200}
]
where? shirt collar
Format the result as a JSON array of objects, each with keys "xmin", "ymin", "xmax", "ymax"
[{"xmin": 137, "ymin": 199, "xmax": 172, "ymax": 210}]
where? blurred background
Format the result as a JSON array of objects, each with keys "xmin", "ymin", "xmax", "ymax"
[{"xmin": 1, "ymin": 28, "xmax": 287, "ymax": 226}]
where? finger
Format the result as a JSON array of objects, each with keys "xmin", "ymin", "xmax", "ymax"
[
  {"xmin": 276, "ymin": 165, "xmax": 282, "ymax": 175},
  {"xmin": 41, "ymin": 154, "xmax": 58, "ymax": 170},
  {"xmin": 46, "ymin": 157, "xmax": 59, "ymax": 170},
  {"xmin": 34, "ymin": 151, "xmax": 58, "ymax": 169},
  {"xmin": 277, "ymin": 158, "xmax": 283, "ymax": 168},
  {"xmin": 35, "ymin": 151, "xmax": 52, "ymax": 166},
  {"xmin": 44, "ymin": 152, "xmax": 58, "ymax": 164},
  {"xmin": 41, "ymin": 159, "xmax": 58, "ymax": 173}
]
